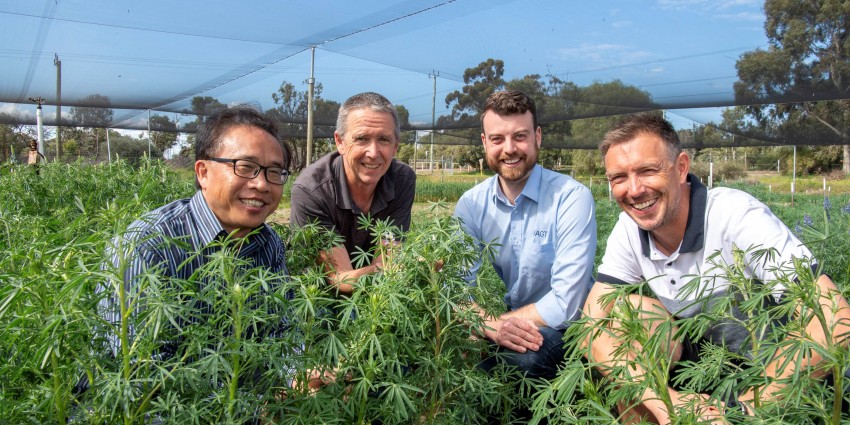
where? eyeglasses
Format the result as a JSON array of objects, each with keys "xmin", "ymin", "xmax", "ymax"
[{"xmin": 207, "ymin": 157, "xmax": 290, "ymax": 185}]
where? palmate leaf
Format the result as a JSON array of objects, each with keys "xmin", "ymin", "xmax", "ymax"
[{"xmin": 378, "ymin": 381, "xmax": 423, "ymax": 422}]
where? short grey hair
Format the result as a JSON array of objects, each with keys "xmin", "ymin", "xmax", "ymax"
[{"xmin": 335, "ymin": 92, "xmax": 400, "ymax": 142}]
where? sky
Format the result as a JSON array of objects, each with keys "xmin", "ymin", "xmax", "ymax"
[{"xmin": 0, "ymin": 0, "xmax": 769, "ymax": 132}]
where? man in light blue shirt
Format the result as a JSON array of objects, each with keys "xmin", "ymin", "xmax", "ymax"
[{"xmin": 454, "ymin": 90, "xmax": 596, "ymax": 379}]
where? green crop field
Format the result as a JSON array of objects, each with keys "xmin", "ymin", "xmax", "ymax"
[{"xmin": 1, "ymin": 161, "xmax": 849, "ymax": 424}]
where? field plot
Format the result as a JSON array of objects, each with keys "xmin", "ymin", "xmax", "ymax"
[{"xmin": 1, "ymin": 162, "xmax": 848, "ymax": 424}]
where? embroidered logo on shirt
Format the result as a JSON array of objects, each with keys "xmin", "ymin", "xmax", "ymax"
[{"xmin": 533, "ymin": 230, "xmax": 548, "ymax": 238}]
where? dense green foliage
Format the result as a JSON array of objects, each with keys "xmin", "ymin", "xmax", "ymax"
[
  {"xmin": 1, "ymin": 161, "xmax": 848, "ymax": 424},
  {"xmin": 734, "ymin": 0, "xmax": 850, "ymax": 172}
]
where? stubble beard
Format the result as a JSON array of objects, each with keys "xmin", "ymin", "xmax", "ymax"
[
  {"xmin": 628, "ymin": 189, "xmax": 681, "ymax": 233},
  {"xmin": 489, "ymin": 152, "xmax": 537, "ymax": 183}
]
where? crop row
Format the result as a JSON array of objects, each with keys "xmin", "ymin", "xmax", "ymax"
[{"xmin": 0, "ymin": 161, "xmax": 848, "ymax": 424}]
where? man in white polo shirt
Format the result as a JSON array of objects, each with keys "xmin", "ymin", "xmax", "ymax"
[{"xmin": 584, "ymin": 113, "xmax": 850, "ymax": 423}]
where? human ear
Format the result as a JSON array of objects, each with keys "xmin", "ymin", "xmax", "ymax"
[{"xmin": 195, "ymin": 160, "xmax": 209, "ymax": 189}]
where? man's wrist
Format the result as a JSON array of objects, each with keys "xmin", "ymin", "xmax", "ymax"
[
  {"xmin": 726, "ymin": 397, "xmax": 752, "ymax": 416},
  {"xmin": 481, "ymin": 316, "xmax": 499, "ymax": 341}
]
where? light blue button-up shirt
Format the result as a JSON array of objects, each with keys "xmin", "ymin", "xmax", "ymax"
[{"xmin": 454, "ymin": 165, "xmax": 596, "ymax": 329}]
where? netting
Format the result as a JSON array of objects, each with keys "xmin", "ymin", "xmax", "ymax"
[{"xmin": 2, "ymin": 1, "xmax": 849, "ymax": 150}]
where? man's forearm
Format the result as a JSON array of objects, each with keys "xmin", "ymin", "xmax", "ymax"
[
  {"xmin": 741, "ymin": 274, "xmax": 850, "ymax": 403},
  {"xmin": 325, "ymin": 265, "xmax": 379, "ymax": 295},
  {"xmin": 500, "ymin": 303, "xmax": 547, "ymax": 328}
]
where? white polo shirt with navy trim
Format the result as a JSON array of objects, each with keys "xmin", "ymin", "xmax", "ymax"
[{"xmin": 597, "ymin": 174, "xmax": 813, "ymax": 352}]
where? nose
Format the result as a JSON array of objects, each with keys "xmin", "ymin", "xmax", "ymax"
[
  {"xmin": 248, "ymin": 170, "xmax": 271, "ymax": 192},
  {"xmin": 503, "ymin": 138, "xmax": 518, "ymax": 154},
  {"xmin": 363, "ymin": 140, "xmax": 379, "ymax": 157},
  {"xmin": 626, "ymin": 174, "xmax": 644, "ymax": 197}
]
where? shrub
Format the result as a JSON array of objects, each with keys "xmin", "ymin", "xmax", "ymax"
[
  {"xmin": 1, "ymin": 162, "xmax": 847, "ymax": 424},
  {"xmin": 689, "ymin": 160, "xmax": 747, "ymax": 183}
]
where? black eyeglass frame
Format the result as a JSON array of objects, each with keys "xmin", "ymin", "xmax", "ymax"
[{"xmin": 207, "ymin": 157, "xmax": 290, "ymax": 185}]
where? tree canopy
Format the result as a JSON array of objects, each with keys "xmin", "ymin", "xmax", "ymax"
[{"xmin": 734, "ymin": 0, "xmax": 850, "ymax": 171}]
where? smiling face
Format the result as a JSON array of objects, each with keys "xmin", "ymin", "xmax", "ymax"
[
  {"xmin": 604, "ymin": 132, "xmax": 690, "ymax": 234},
  {"xmin": 195, "ymin": 125, "xmax": 284, "ymax": 238},
  {"xmin": 334, "ymin": 108, "xmax": 399, "ymax": 193},
  {"xmin": 481, "ymin": 110, "xmax": 541, "ymax": 192}
]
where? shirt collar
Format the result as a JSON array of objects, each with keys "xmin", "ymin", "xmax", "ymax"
[
  {"xmin": 639, "ymin": 173, "xmax": 707, "ymax": 257},
  {"xmin": 190, "ymin": 190, "xmax": 226, "ymax": 246},
  {"xmin": 491, "ymin": 164, "xmax": 542, "ymax": 206},
  {"xmin": 332, "ymin": 152, "xmax": 396, "ymax": 213}
]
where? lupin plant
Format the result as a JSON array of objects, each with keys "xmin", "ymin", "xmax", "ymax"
[
  {"xmin": 533, "ymin": 197, "xmax": 850, "ymax": 425},
  {"xmin": 2, "ymin": 160, "xmax": 848, "ymax": 424},
  {"xmin": 268, "ymin": 202, "xmax": 535, "ymax": 424}
]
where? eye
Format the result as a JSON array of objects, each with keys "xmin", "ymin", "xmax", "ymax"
[
  {"xmin": 235, "ymin": 163, "xmax": 257, "ymax": 173},
  {"xmin": 639, "ymin": 168, "xmax": 659, "ymax": 178},
  {"xmin": 607, "ymin": 175, "xmax": 626, "ymax": 185},
  {"xmin": 267, "ymin": 168, "xmax": 287, "ymax": 182}
]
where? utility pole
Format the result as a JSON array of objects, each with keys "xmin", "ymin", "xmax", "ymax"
[
  {"xmin": 305, "ymin": 46, "xmax": 316, "ymax": 167},
  {"xmin": 147, "ymin": 109, "xmax": 152, "ymax": 158},
  {"xmin": 54, "ymin": 54, "xmax": 62, "ymax": 161},
  {"xmin": 29, "ymin": 96, "xmax": 46, "ymax": 159},
  {"xmin": 429, "ymin": 71, "xmax": 438, "ymax": 173},
  {"xmin": 412, "ymin": 130, "xmax": 417, "ymax": 170}
]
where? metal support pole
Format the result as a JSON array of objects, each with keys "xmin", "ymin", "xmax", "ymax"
[
  {"xmin": 429, "ymin": 71, "xmax": 438, "ymax": 173},
  {"xmin": 107, "ymin": 128, "xmax": 112, "ymax": 162},
  {"xmin": 29, "ymin": 97, "xmax": 45, "ymax": 158},
  {"xmin": 54, "ymin": 54, "xmax": 62, "ymax": 161},
  {"xmin": 147, "ymin": 109, "xmax": 152, "ymax": 157},
  {"xmin": 412, "ymin": 130, "xmax": 417, "ymax": 170},
  {"xmin": 305, "ymin": 46, "xmax": 316, "ymax": 167},
  {"xmin": 792, "ymin": 145, "xmax": 796, "ymax": 206}
]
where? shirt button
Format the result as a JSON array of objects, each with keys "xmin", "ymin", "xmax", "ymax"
[
  {"xmin": 670, "ymin": 279, "xmax": 676, "ymax": 285},
  {"xmin": 666, "ymin": 262, "xmax": 673, "ymax": 266}
]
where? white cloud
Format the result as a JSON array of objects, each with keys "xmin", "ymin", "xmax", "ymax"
[
  {"xmin": 557, "ymin": 43, "xmax": 655, "ymax": 66},
  {"xmin": 716, "ymin": 12, "xmax": 763, "ymax": 21},
  {"xmin": 0, "ymin": 103, "xmax": 35, "ymax": 120},
  {"xmin": 611, "ymin": 20, "xmax": 632, "ymax": 29},
  {"xmin": 558, "ymin": 43, "xmax": 624, "ymax": 62},
  {"xmin": 657, "ymin": 0, "xmax": 760, "ymax": 12}
]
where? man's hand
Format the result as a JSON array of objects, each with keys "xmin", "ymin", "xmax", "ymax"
[
  {"xmin": 486, "ymin": 316, "xmax": 543, "ymax": 353},
  {"xmin": 370, "ymin": 250, "xmax": 384, "ymax": 272},
  {"xmin": 305, "ymin": 368, "xmax": 336, "ymax": 391}
]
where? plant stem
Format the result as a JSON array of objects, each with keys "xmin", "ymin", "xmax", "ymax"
[
  {"xmin": 228, "ymin": 285, "xmax": 244, "ymax": 419},
  {"xmin": 432, "ymin": 268, "xmax": 442, "ymax": 358},
  {"xmin": 51, "ymin": 349, "xmax": 66, "ymax": 425},
  {"xmin": 832, "ymin": 363, "xmax": 843, "ymax": 425},
  {"xmin": 118, "ymin": 264, "xmax": 132, "ymax": 425}
]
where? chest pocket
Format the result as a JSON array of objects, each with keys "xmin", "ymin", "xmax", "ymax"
[{"xmin": 520, "ymin": 240, "xmax": 555, "ymax": 280}]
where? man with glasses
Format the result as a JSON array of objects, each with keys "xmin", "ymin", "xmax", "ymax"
[
  {"xmin": 100, "ymin": 104, "xmax": 294, "ymax": 364},
  {"xmin": 290, "ymin": 92, "xmax": 416, "ymax": 295}
]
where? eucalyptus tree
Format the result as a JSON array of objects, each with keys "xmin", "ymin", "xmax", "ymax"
[
  {"xmin": 69, "ymin": 94, "xmax": 114, "ymax": 160},
  {"xmin": 148, "ymin": 114, "xmax": 178, "ymax": 155},
  {"xmin": 734, "ymin": 0, "xmax": 850, "ymax": 172},
  {"xmin": 269, "ymin": 80, "xmax": 339, "ymax": 170}
]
